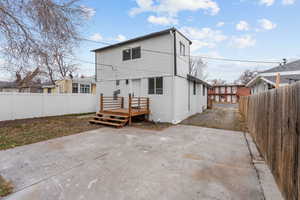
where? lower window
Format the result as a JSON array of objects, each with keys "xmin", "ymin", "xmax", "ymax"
[{"xmin": 148, "ymin": 77, "xmax": 163, "ymax": 95}]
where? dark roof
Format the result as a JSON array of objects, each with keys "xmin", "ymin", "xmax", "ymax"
[
  {"xmin": 0, "ymin": 81, "xmax": 18, "ymax": 88},
  {"xmin": 261, "ymin": 59, "xmax": 300, "ymax": 73},
  {"xmin": 212, "ymin": 84, "xmax": 245, "ymax": 87},
  {"xmin": 263, "ymin": 74, "xmax": 300, "ymax": 85},
  {"xmin": 92, "ymin": 27, "xmax": 192, "ymax": 52},
  {"xmin": 187, "ymin": 74, "xmax": 211, "ymax": 88}
]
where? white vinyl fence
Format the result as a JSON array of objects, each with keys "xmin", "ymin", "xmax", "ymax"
[{"xmin": 0, "ymin": 93, "xmax": 97, "ymax": 121}]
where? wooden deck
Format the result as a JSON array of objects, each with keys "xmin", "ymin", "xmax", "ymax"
[
  {"xmin": 90, "ymin": 94, "xmax": 150, "ymax": 127},
  {"xmin": 102, "ymin": 108, "xmax": 150, "ymax": 116}
]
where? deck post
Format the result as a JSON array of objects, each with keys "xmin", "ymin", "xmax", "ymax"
[
  {"xmin": 100, "ymin": 93, "xmax": 103, "ymax": 112},
  {"xmin": 138, "ymin": 97, "xmax": 140, "ymax": 110},
  {"xmin": 146, "ymin": 97, "xmax": 150, "ymax": 120},
  {"xmin": 128, "ymin": 94, "xmax": 132, "ymax": 125},
  {"xmin": 121, "ymin": 97, "xmax": 124, "ymax": 109}
]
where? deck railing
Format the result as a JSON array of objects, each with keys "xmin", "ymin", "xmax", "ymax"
[{"xmin": 100, "ymin": 93, "xmax": 150, "ymax": 114}]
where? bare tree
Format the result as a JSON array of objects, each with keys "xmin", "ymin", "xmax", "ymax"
[
  {"xmin": 0, "ymin": 0, "xmax": 89, "ymax": 84},
  {"xmin": 190, "ymin": 58, "xmax": 208, "ymax": 80},
  {"xmin": 235, "ymin": 69, "xmax": 259, "ymax": 85}
]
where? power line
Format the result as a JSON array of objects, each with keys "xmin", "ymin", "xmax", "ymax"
[
  {"xmin": 82, "ymin": 37, "xmax": 282, "ymax": 64},
  {"xmin": 64, "ymin": 56, "xmax": 173, "ymax": 76}
]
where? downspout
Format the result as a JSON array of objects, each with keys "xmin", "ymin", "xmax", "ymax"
[
  {"xmin": 188, "ymin": 43, "xmax": 191, "ymax": 111},
  {"xmin": 171, "ymin": 30, "xmax": 177, "ymax": 124},
  {"xmin": 173, "ymin": 30, "xmax": 177, "ymax": 76}
]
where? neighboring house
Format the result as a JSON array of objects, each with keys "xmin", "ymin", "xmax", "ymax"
[
  {"xmin": 0, "ymin": 81, "xmax": 43, "ymax": 93},
  {"xmin": 247, "ymin": 60, "xmax": 300, "ymax": 94},
  {"xmin": 42, "ymin": 76, "xmax": 96, "ymax": 94},
  {"xmin": 92, "ymin": 28, "xmax": 210, "ymax": 124},
  {"xmin": 208, "ymin": 84, "xmax": 250, "ymax": 103}
]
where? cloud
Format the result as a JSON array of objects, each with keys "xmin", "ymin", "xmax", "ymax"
[
  {"xmin": 80, "ymin": 5, "xmax": 96, "ymax": 20},
  {"xmin": 90, "ymin": 33, "xmax": 103, "ymax": 42},
  {"xmin": 130, "ymin": 0, "xmax": 220, "ymax": 17},
  {"xmin": 231, "ymin": 35, "xmax": 256, "ymax": 48},
  {"xmin": 180, "ymin": 26, "xmax": 227, "ymax": 52},
  {"xmin": 147, "ymin": 15, "xmax": 178, "ymax": 25},
  {"xmin": 236, "ymin": 21, "xmax": 250, "ymax": 31},
  {"xmin": 259, "ymin": 0, "xmax": 275, "ymax": 6},
  {"xmin": 115, "ymin": 34, "xmax": 127, "ymax": 42},
  {"xmin": 258, "ymin": 18, "xmax": 277, "ymax": 30},
  {"xmin": 282, "ymin": 0, "xmax": 296, "ymax": 5},
  {"xmin": 216, "ymin": 22, "xmax": 225, "ymax": 27}
]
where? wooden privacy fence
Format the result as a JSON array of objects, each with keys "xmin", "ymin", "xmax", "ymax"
[{"xmin": 239, "ymin": 82, "xmax": 300, "ymax": 200}]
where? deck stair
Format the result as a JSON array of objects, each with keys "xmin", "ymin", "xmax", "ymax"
[
  {"xmin": 89, "ymin": 112, "xmax": 129, "ymax": 128},
  {"xmin": 90, "ymin": 94, "xmax": 150, "ymax": 128}
]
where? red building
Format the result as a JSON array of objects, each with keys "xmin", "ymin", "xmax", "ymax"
[{"xmin": 208, "ymin": 84, "xmax": 250, "ymax": 103}]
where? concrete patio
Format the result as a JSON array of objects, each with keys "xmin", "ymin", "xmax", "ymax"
[{"xmin": 0, "ymin": 125, "xmax": 281, "ymax": 200}]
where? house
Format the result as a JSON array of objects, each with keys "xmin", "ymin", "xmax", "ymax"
[
  {"xmin": 92, "ymin": 28, "xmax": 210, "ymax": 124},
  {"xmin": 0, "ymin": 81, "xmax": 43, "ymax": 93},
  {"xmin": 42, "ymin": 76, "xmax": 96, "ymax": 94},
  {"xmin": 247, "ymin": 59, "xmax": 300, "ymax": 94},
  {"xmin": 208, "ymin": 84, "xmax": 250, "ymax": 103}
]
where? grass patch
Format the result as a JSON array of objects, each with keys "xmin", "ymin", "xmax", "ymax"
[
  {"xmin": 0, "ymin": 115, "xmax": 101, "ymax": 150},
  {"xmin": 0, "ymin": 175, "xmax": 13, "ymax": 197}
]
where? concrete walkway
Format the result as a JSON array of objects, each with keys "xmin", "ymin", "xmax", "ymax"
[{"xmin": 0, "ymin": 125, "xmax": 281, "ymax": 200}]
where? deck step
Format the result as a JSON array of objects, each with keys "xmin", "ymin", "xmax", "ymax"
[
  {"xmin": 89, "ymin": 119, "xmax": 124, "ymax": 127},
  {"xmin": 97, "ymin": 112, "xmax": 129, "ymax": 118},
  {"xmin": 93, "ymin": 116, "xmax": 127, "ymax": 122}
]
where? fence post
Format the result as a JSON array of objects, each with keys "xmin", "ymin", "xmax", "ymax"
[{"xmin": 100, "ymin": 93, "xmax": 103, "ymax": 112}]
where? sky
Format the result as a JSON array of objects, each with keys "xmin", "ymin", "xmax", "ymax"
[{"xmin": 2, "ymin": 0, "xmax": 300, "ymax": 82}]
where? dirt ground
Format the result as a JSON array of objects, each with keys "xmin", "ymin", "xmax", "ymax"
[{"xmin": 181, "ymin": 103, "xmax": 245, "ymax": 131}]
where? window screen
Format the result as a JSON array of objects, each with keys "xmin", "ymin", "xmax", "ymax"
[
  {"xmin": 72, "ymin": 83, "xmax": 78, "ymax": 93},
  {"xmin": 156, "ymin": 77, "xmax": 163, "ymax": 94},
  {"xmin": 148, "ymin": 78, "xmax": 155, "ymax": 94},
  {"xmin": 123, "ymin": 49, "xmax": 131, "ymax": 61},
  {"xmin": 180, "ymin": 42, "xmax": 185, "ymax": 56},
  {"xmin": 148, "ymin": 77, "xmax": 163, "ymax": 95},
  {"xmin": 132, "ymin": 47, "xmax": 141, "ymax": 59}
]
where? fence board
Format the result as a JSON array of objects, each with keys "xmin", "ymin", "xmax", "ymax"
[
  {"xmin": 239, "ymin": 82, "xmax": 300, "ymax": 200},
  {"xmin": 0, "ymin": 93, "xmax": 96, "ymax": 121}
]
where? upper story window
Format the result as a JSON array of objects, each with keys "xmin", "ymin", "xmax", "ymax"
[
  {"xmin": 123, "ymin": 47, "xmax": 141, "ymax": 61},
  {"xmin": 123, "ymin": 49, "xmax": 131, "ymax": 61},
  {"xmin": 193, "ymin": 81, "xmax": 196, "ymax": 95},
  {"xmin": 148, "ymin": 77, "xmax": 163, "ymax": 95},
  {"xmin": 180, "ymin": 42, "xmax": 185, "ymax": 56},
  {"xmin": 132, "ymin": 47, "xmax": 141, "ymax": 59}
]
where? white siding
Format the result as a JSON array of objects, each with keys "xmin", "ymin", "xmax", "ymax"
[
  {"xmin": 96, "ymin": 34, "xmax": 174, "ymax": 81},
  {"xmin": 173, "ymin": 76, "xmax": 207, "ymax": 124},
  {"xmin": 175, "ymin": 32, "xmax": 190, "ymax": 77}
]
